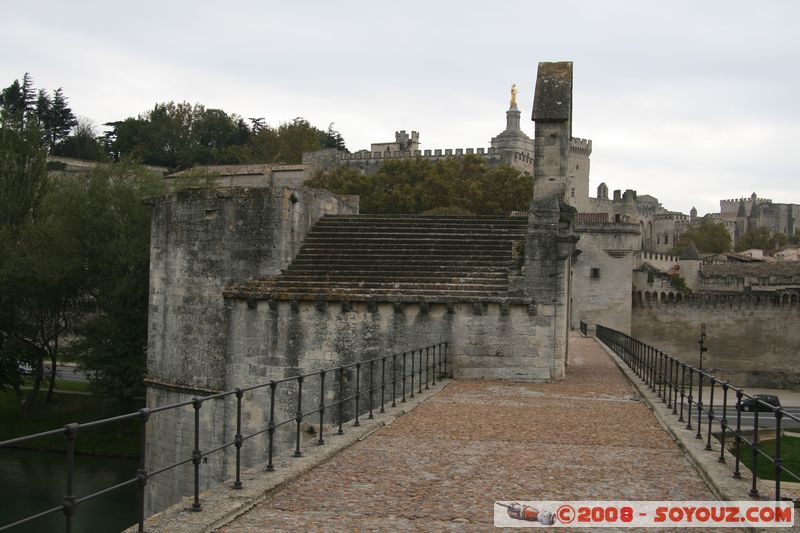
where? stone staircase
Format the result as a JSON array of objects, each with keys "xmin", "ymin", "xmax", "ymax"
[{"xmin": 227, "ymin": 215, "xmax": 528, "ymax": 302}]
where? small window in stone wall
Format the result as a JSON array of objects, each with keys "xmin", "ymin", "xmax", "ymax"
[
  {"xmin": 590, "ymin": 268, "xmax": 600, "ymax": 280},
  {"xmin": 570, "ymin": 187, "xmax": 575, "ymax": 198}
]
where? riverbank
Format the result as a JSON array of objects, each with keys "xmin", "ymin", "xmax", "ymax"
[{"xmin": 0, "ymin": 389, "xmax": 142, "ymax": 458}]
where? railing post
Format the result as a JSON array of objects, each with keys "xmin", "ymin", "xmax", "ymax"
[
  {"xmin": 733, "ymin": 389, "xmax": 743, "ymax": 479},
  {"xmin": 671, "ymin": 359, "xmax": 679, "ymax": 415},
  {"xmin": 337, "ymin": 368, "xmax": 345, "ymax": 435},
  {"xmin": 696, "ymin": 372, "xmax": 703, "ymax": 439},
  {"xmin": 418, "ymin": 349, "xmax": 423, "ymax": 394},
  {"xmin": 137, "ymin": 409, "xmax": 150, "ymax": 531},
  {"xmin": 392, "ymin": 354, "xmax": 398, "ymax": 408},
  {"xmin": 775, "ymin": 409, "xmax": 783, "ymax": 500},
  {"xmin": 191, "ymin": 397, "xmax": 203, "ymax": 510},
  {"xmin": 368, "ymin": 359, "xmax": 375, "ymax": 419},
  {"xmin": 636, "ymin": 340, "xmax": 643, "ymax": 378},
  {"xmin": 294, "ymin": 375, "xmax": 304, "ymax": 457},
  {"xmin": 750, "ymin": 407, "xmax": 760, "ymax": 496},
  {"xmin": 425, "ymin": 346, "xmax": 430, "ymax": 390},
  {"xmin": 439, "ymin": 343, "xmax": 444, "ymax": 378},
  {"xmin": 354, "ymin": 363, "xmax": 361, "ymax": 427},
  {"xmin": 444, "ymin": 342, "xmax": 448, "ymax": 377},
  {"xmin": 686, "ymin": 369, "xmax": 694, "ymax": 430},
  {"xmin": 410, "ymin": 349, "xmax": 415, "ymax": 399},
  {"xmin": 380, "ymin": 357, "xmax": 386, "ymax": 413},
  {"xmin": 431, "ymin": 346, "xmax": 436, "ymax": 386},
  {"xmin": 62, "ymin": 423, "xmax": 78, "ymax": 533},
  {"xmin": 706, "ymin": 380, "xmax": 715, "ymax": 450},
  {"xmin": 679, "ymin": 363, "xmax": 686, "ymax": 423},
  {"xmin": 318, "ymin": 371, "xmax": 326, "ymax": 445},
  {"xmin": 267, "ymin": 382, "xmax": 277, "ymax": 470},
  {"xmin": 233, "ymin": 390, "xmax": 243, "ymax": 488},
  {"xmin": 666, "ymin": 357, "xmax": 673, "ymax": 408},
  {"xmin": 719, "ymin": 383, "xmax": 728, "ymax": 463},
  {"xmin": 402, "ymin": 352, "xmax": 407, "ymax": 403}
]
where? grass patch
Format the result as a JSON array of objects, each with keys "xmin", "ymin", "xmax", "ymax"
[
  {"xmin": 734, "ymin": 436, "xmax": 800, "ymax": 482},
  {"xmin": 0, "ymin": 389, "xmax": 142, "ymax": 458},
  {"xmin": 22, "ymin": 378, "xmax": 91, "ymax": 393}
]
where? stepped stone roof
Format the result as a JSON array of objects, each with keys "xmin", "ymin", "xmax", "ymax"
[
  {"xmin": 225, "ymin": 214, "xmax": 530, "ymax": 303},
  {"xmin": 702, "ymin": 262, "xmax": 800, "ymax": 278}
]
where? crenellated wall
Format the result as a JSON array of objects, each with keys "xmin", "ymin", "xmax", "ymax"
[
  {"xmin": 631, "ymin": 292, "xmax": 800, "ymax": 389},
  {"xmin": 636, "ymin": 251, "xmax": 680, "ymax": 271}
]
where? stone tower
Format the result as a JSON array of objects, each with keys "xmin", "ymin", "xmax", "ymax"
[
  {"xmin": 532, "ymin": 62, "xmax": 573, "ymax": 203},
  {"xmin": 490, "ymin": 85, "xmax": 535, "ymax": 164},
  {"xmin": 735, "ymin": 199, "xmax": 748, "ymax": 243}
]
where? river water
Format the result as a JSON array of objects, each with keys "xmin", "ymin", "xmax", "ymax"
[{"xmin": 0, "ymin": 448, "xmax": 139, "ymax": 533}]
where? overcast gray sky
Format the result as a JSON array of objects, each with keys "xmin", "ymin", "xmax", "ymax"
[{"xmin": 2, "ymin": 1, "xmax": 798, "ymax": 215}]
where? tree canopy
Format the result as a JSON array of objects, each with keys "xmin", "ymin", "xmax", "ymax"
[
  {"xmin": 105, "ymin": 106, "xmax": 346, "ymax": 171},
  {"xmin": 672, "ymin": 219, "xmax": 732, "ymax": 255},
  {"xmin": 735, "ymin": 226, "xmax": 791, "ymax": 251},
  {"xmin": 0, "ymin": 74, "xmax": 77, "ymax": 152},
  {"xmin": 0, "ymin": 148, "xmax": 165, "ymax": 411},
  {"xmin": 305, "ymin": 155, "xmax": 531, "ymax": 215}
]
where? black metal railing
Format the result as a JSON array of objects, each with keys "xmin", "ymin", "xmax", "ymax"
[
  {"xmin": 579, "ymin": 320, "xmax": 588, "ymax": 336},
  {"xmin": 0, "ymin": 341, "xmax": 448, "ymax": 532},
  {"xmin": 596, "ymin": 325, "xmax": 798, "ymax": 503}
]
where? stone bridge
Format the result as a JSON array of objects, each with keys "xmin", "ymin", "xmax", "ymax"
[{"xmin": 138, "ymin": 333, "xmax": 725, "ymax": 532}]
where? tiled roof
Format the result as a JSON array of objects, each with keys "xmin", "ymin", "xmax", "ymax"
[{"xmin": 703, "ymin": 262, "xmax": 800, "ymax": 277}]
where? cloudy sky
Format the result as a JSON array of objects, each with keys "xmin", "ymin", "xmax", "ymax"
[{"xmin": 2, "ymin": 1, "xmax": 798, "ymax": 214}]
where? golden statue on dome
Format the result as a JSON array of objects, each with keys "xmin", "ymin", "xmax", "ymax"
[{"xmin": 510, "ymin": 84, "xmax": 518, "ymax": 107}]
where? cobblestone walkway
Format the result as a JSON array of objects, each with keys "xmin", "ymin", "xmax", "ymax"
[{"xmin": 220, "ymin": 334, "xmax": 713, "ymax": 532}]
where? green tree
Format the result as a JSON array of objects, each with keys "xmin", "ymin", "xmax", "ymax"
[
  {"xmin": 0, "ymin": 73, "xmax": 35, "ymax": 124},
  {"xmin": 274, "ymin": 117, "xmax": 324, "ymax": 163},
  {"xmin": 672, "ymin": 220, "xmax": 732, "ymax": 255},
  {"xmin": 55, "ymin": 119, "xmax": 108, "ymax": 161},
  {"xmin": 1, "ymin": 74, "xmax": 76, "ymax": 150},
  {"xmin": 306, "ymin": 155, "xmax": 531, "ymax": 215},
  {"xmin": 736, "ymin": 226, "xmax": 789, "ymax": 251},
  {"xmin": 45, "ymin": 88, "xmax": 77, "ymax": 148},
  {"xmin": 0, "ymin": 116, "xmax": 48, "ymax": 231},
  {"xmin": 0, "ymin": 105, "xmax": 49, "ymax": 400},
  {"xmin": 61, "ymin": 163, "xmax": 165, "ymax": 409},
  {"xmin": 0, "ymin": 210, "xmax": 86, "ymax": 411}
]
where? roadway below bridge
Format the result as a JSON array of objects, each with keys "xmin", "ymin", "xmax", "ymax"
[{"xmin": 219, "ymin": 334, "xmax": 714, "ymax": 531}]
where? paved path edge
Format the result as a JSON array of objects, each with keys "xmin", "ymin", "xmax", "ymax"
[{"xmin": 125, "ymin": 379, "xmax": 454, "ymax": 533}]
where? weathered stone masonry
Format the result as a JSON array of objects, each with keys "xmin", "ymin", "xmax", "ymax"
[
  {"xmin": 144, "ymin": 187, "xmax": 357, "ymax": 514},
  {"xmin": 143, "ymin": 61, "xmax": 582, "ymax": 515},
  {"xmin": 631, "ymin": 294, "xmax": 800, "ymax": 389}
]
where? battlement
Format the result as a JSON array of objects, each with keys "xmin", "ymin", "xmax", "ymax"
[
  {"xmin": 338, "ymin": 147, "xmax": 533, "ymax": 164},
  {"xmin": 395, "ymin": 130, "xmax": 419, "ymax": 143},
  {"xmin": 721, "ymin": 196, "xmax": 772, "ymax": 205},
  {"xmin": 639, "ymin": 251, "xmax": 680, "ymax": 264},
  {"xmin": 588, "ymin": 197, "xmax": 612, "ymax": 208},
  {"xmin": 569, "ymin": 137, "xmax": 592, "ymax": 156},
  {"xmin": 633, "ymin": 290, "xmax": 800, "ymax": 307}
]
